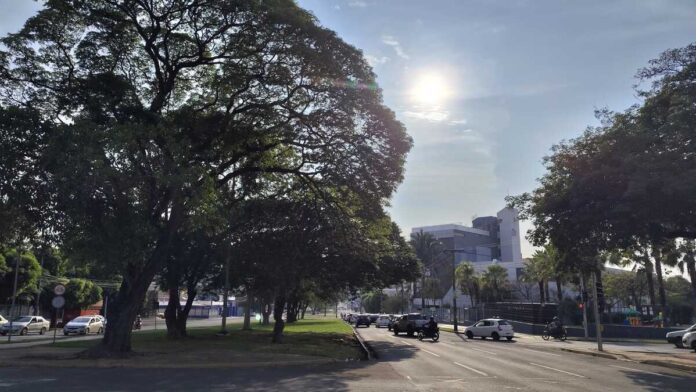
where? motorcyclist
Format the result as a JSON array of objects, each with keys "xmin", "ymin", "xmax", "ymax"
[
  {"xmin": 425, "ymin": 316, "xmax": 438, "ymax": 335},
  {"xmin": 548, "ymin": 316, "xmax": 563, "ymax": 336},
  {"xmin": 134, "ymin": 314, "xmax": 142, "ymax": 330}
]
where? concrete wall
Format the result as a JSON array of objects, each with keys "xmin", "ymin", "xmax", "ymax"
[{"xmin": 507, "ymin": 320, "xmax": 681, "ymax": 339}]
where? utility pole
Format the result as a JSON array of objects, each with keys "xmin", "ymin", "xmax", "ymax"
[
  {"xmin": 7, "ymin": 249, "xmax": 22, "ymax": 343},
  {"xmin": 591, "ymin": 271, "xmax": 604, "ymax": 351},
  {"xmin": 580, "ymin": 274, "xmax": 589, "ymax": 339}
]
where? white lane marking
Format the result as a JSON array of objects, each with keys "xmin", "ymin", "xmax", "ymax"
[
  {"xmin": 467, "ymin": 346, "xmax": 497, "ymax": 355},
  {"xmin": 453, "ymin": 362, "xmax": 489, "ymax": 376},
  {"xmin": 400, "ymin": 340, "xmax": 414, "ymax": 346},
  {"xmin": 520, "ymin": 347, "xmax": 562, "ymax": 357},
  {"xmin": 439, "ymin": 342, "xmax": 454, "ymax": 347},
  {"xmin": 421, "ymin": 348, "xmax": 441, "ymax": 357},
  {"xmin": 609, "ymin": 365, "xmax": 672, "ymax": 377},
  {"xmin": 528, "ymin": 362, "xmax": 585, "ymax": 378}
]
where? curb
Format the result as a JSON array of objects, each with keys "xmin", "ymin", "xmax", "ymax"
[
  {"xmin": 560, "ymin": 348, "xmax": 618, "ymax": 360},
  {"xmin": 560, "ymin": 348, "xmax": 696, "ymax": 373},
  {"xmin": 640, "ymin": 359, "xmax": 696, "ymax": 374},
  {"xmin": 349, "ymin": 324, "xmax": 373, "ymax": 360}
]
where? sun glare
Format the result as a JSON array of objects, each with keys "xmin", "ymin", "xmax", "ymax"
[{"xmin": 409, "ymin": 72, "xmax": 451, "ymax": 106}]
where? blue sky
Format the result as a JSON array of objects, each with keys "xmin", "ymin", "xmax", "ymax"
[{"xmin": 3, "ymin": 1, "xmax": 696, "ymax": 257}]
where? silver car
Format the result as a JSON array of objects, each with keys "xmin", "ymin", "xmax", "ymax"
[
  {"xmin": 63, "ymin": 316, "xmax": 105, "ymax": 335},
  {"xmin": 0, "ymin": 314, "xmax": 7, "ymax": 327},
  {"xmin": 0, "ymin": 316, "xmax": 50, "ymax": 336}
]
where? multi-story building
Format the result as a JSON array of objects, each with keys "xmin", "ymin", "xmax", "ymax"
[{"xmin": 410, "ymin": 207, "xmax": 525, "ymax": 309}]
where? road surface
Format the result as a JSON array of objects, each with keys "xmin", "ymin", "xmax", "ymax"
[{"xmin": 0, "ymin": 324, "xmax": 693, "ymax": 391}]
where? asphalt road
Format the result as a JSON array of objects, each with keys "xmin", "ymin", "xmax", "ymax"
[{"xmin": 0, "ymin": 324, "xmax": 694, "ymax": 391}]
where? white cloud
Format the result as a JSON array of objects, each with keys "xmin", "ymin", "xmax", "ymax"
[
  {"xmin": 449, "ymin": 119, "xmax": 468, "ymax": 125},
  {"xmin": 403, "ymin": 110, "xmax": 449, "ymax": 122},
  {"xmin": 365, "ymin": 54, "xmax": 390, "ymax": 66},
  {"xmin": 334, "ymin": 4, "xmax": 341, "ymax": 10},
  {"xmin": 348, "ymin": 1, "xmax": 367, "ymax": 8},
  {"xmin": 381, "ymin": 35, "xmax": 410, "ymax": 60}
]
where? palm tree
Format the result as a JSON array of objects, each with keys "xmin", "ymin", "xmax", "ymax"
[
  {"xmin": 455, "ymin": 262, "xmax": 479, "ymax": 307},
  {"xmin": 481, "ymin": 264, "xmax": 509, "ymax": 302},
  {"xmin": 410, "ymin": 230, "xmax": 444, "ymax": 310},
  {"xmin": 524, "ymin": 246, "xmax": 556, "ymax": 303}
]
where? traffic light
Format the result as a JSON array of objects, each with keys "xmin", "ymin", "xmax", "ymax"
[{"xmin": 578, "ymin": 303, "xmax": 584, "ymax": 310}]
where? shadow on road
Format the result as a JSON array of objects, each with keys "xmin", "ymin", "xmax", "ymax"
[{"xmin": 621, "ymin": 369, "xmax": 696, "ymax": 392}]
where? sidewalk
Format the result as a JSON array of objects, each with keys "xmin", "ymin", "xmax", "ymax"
[{"xmin": 438, "ymin": 323, "xmax": 696, "ymax": 373}]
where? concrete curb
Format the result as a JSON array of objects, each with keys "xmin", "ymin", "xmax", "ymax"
[
  {"xmin": 560, "ymin": 348, "xmax": 696, "ymax": 373},
  {"xmin": 560, "ymin": 347, "xmax": 619, "ymax": 360},
  {"xmin": 349, "ymin": 323, "xmax": 373, "ymax": 360}
]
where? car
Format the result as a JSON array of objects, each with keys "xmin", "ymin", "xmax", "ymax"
[
  {"xmin": 375, "ymin": 315, "xmax": 391, "ymax": 328},
  {"xmin": 355, "ymin": 314, "xmax": 371, "ymax": 328},
  {"xmin": 388, "ymin": 315, "xmax": 400, "ymax": 331},
  {"xmin": 682, "ymin": 331, "xmax": 696, "ymax": 351},
  {"xmin": 463, "ymin": 318, "xmax": 515, "ymax": 341},
  {"xmin": 368, "ymin": 314, "xmax": 379, "ymax": 323},
  {"xmin": 0, "ymin": 316, "xmax": 50, "ymax": 336},
  {"xmin": 666, "ymin": 323, "xmax": 696, "ymax": 348},
  {"xmin": 0, "ymin": 314, "xmax": 7, "ymax": 327},
  {"xmin": 63, "ymin": 316, "xmax": 105, "ymax": 335},
  {"xmin": 392, "ymin": 313, "xmax": 429, "ymax": 336}
]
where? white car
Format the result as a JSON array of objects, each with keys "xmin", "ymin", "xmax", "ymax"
[
  {"xmin": 0, "ymin": 314, "xmax": 7, "ymax": 327},
  {"xmin": 463, "ymin": 318, "xmax": 515, "ymax": 341},
  {"xmin": 683, "ymin": 331, "xmax": 696, "ymax": 350},
  {"xmin": 666, "ymin": 323, "xmax": 696, "ymax": 348},
  {"xmin": 0, "ymin": 316, "xmax": 50, "ymax": 336},
  {"xmin": 375, "ymin": 315, "xmax": 391, "ymax": 328},
  {"xmin": 63, "ymin": 316, "xmax": 105, "ymax": 335}
]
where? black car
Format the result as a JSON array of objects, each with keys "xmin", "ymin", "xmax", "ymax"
[{"xmin": 355, "ymin": 315, "xmax": 371, "ymax": 328}]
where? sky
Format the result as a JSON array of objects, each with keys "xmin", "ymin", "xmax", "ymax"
[{"xmin": 2, "ymin": 0, "xmax": 696, "ymax": 258}]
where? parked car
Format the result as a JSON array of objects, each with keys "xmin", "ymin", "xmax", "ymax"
[
  {"xmin": 349, "ymin": 314, "xmax": 358, "ymax": 324},
  {"xmin": 355, "ymin": 314, "xmax": 371, "ymax": 328},
  {"xmin": 682, "ymin": 331, "xmax": 696, "ymax": 351},
  {"xmin": 392, "ymin": 313, "xmax": 429, "ymax": 336},
  {"xmin": 369, "ymin": 314, "xmax": 379, "ymax": 323},
  {"xmin": 0, "ymin": 316, "xmax": 50, "ymax": 336},
  {"xmin": 388, "ymin": 315, "xmax": 400, "ymax": 331},
  {"xmin": 0, "ymin": 314, "xmax": 7, "ymax": 327},
  {"xmin": 63, "ymin": 316, "xmax": 105, "ymax": 335},
  {"xmin": 375, "ymin": 315, "xmax": 391, "ymax": 328},
  {"xmin": 666, "ymin": 323, "xmax": 696, "ymax": 348},
  {"xmin": 463, "ymin": 318, "xmax": 515, "ymax": 341}
]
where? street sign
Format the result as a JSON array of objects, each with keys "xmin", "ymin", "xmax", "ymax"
[
  {"xmin": 51, "ymin": 295, "xmax": 65, "ymax": 309},
  {"xmin": 54, "ymin": 284, "xmax": 66, "ymax": 296}
]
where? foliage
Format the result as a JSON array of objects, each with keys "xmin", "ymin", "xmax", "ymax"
[
  {"xmin": 360, "ymin": 291, "xmax": 387, "ymax": 313},
  {"xmin": 480, "ymin": 264, "xmax": 510, "ymax": 302},
  {"xmin": 455, "ymin": 262, "xmax": 479, "ymax": 306},
  {"xmin": 508, "ymin": 42, "xmax": 696, "ymax": 274},
  {"xmin": 0, "ymin": 248, "xmax": 41, "ymax": 304},
  {"xmin": 0, "ymin": 0, "xmax": 411, "ymax": 353}
]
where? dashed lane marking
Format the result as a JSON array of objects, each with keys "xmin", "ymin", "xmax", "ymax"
[
  {"xmin": 467, "ymin": 346, "xmax": 498, "ymax": 355},
  {"xmin": 609, "ymin": 365, "xmax": 674, "ymax": 377},
  {"xmin": 453, "ymin": 362, "xmax": 489, "ymax": 377},
  {"xmin": 528, "ymin": 362, "xmax": 585, "ymax": 378},
  {"xmin": 421, "ymin": 348, "xmax": 441, "ymax": 357}
]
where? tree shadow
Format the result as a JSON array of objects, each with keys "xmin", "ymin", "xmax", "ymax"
[{"xmin": 619, "ymin": 369, "xmax": 696, "ymax": 392}]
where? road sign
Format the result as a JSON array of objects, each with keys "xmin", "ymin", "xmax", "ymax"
[
  {"xmin": 54, "ymin": 284, "xmax": 66, "ymax": 296},
  {"xmin": 52, "ymin": 295, "xmax": 65, "ymax": 309}
]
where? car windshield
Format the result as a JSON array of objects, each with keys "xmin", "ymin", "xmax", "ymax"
[
  {"xmin": 73, "ymin": 317, "xmax": 92, "ymax": 323},
  {"xmin": 13, "ymin": 317, "xmax": 32, "ymax": 322}
]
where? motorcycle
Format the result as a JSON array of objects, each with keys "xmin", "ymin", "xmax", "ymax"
[
  {"xmin": 417, "ymin": 327, "xmax": 440, "ymax": 342},
  {"xmin": 541, "ymin": 325, "xmax": 567, "ymax": 341}
]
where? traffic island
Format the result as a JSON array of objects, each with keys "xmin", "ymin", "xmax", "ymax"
[{"xmin": 0, "ymin": 318, "xmax": 364, "ymax": 368}]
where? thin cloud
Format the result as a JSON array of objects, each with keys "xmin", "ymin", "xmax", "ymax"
[
  {"xmin": 348, "ymin": 1, "xmax": 367, "ymax": 8},
  {"xmin": 381, "ymin": 35, "xmax": 410, "ymax": 59},
  {"xmin": 403, "ymin": 110, "xmax": 449, "ymax": 122},
  {"xmin": 365, "ymin": 54, "xmax": 390, "ymax": 66}
]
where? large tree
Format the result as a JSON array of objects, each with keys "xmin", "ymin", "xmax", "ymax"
[{"xmin": 0, "ymin": 1, "xmax": 410, "ymax": 355}]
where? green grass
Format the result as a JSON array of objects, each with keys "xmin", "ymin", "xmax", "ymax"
[{"xmin": 54, "ymin": 317, "xmax": 362, "ymax": 360}]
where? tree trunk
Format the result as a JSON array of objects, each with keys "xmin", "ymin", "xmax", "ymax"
[
  {"xmin": 538, "ymin": 280, "xmax": 545, "ymax": 304},
  {"xmin": 301, "ymin": 303, "xmax": 308, "ymax": 320},
  {"xmin": 687, "ymin": 259, "xmax": 696, "ymax": 306},
  {"xmin": 555, "ymin": 278, "xmax": 563, "ymax": 302},
  {"xmin": 544, "ymin": 280, "xmax": 550, "ymax": 303},
  {"xmin": 85, "ymin": 261, "xmax": 157, "ymax": 357},
  {"xmin": 272, "ymin": 295, "xmax": 286, "ymax": 343},
  {"xmin": 651, "ymin": 247, "xmax": 668, "ymax": 320},
  {"xmin": 262, "ymin": 303, "xmax": 271, "ymax": 325},
  {"xmin": 164, "ymin": 284, "xmax": 196, "ymax": 339},
  {"xmin": 644, "ymin": 261, "xmax": 657, "ymax": 315},
  {"xmin": 243, "ymin": 290, "xmax": 252, "ymax": 331}
]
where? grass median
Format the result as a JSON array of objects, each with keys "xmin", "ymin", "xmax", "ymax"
[{"xmin": 52, "ymin": 316, "xmax": 362, "ymax": 363}]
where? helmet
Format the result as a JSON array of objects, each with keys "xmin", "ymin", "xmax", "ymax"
[{"xmin": 553, "ymin": 316, "xmax": 559, "ymax": 321}]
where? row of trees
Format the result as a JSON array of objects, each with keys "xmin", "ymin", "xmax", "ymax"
[
  {"xmin": 0, "ymin": 0, "xmax": 417, "ymax": 355},
  {"xmin": 509, "ymin": 42, "xmax": 696, "ymax": 324}
]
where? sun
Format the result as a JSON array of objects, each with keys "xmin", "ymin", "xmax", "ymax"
[{"xmin": 409, "ymin": 72, "xmax": 452, "ymax": 106}]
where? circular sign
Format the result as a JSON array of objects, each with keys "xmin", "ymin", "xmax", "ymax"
[
  {"xmin": 54, "ymin": 284, "xmax": 66, "ymax": 296},
  {"xmin": 52, "ymin": 295, "xmax": 65, "ymax": 309}
]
